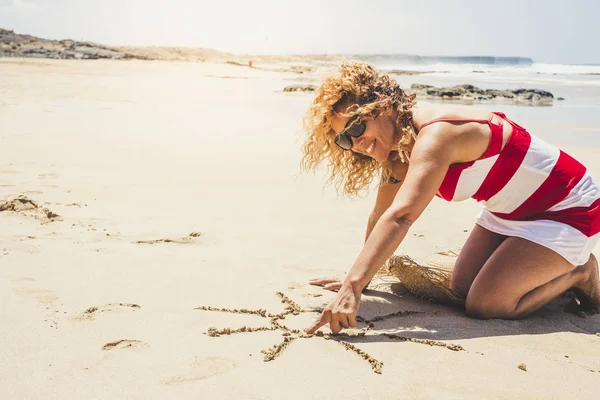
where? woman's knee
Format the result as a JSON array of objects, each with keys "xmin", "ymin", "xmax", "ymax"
[
  {"xmin": 465, "ymin": 292, "xmax": 516, "ymax": 320},
  {"xmin": 464, "ymin": 295, "xmax": 491, "ymax": 319}
]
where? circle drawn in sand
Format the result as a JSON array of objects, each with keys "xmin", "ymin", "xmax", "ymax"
[{"xmin": 197, "ymin": 291, "xmax": 465, "ymax": 374}]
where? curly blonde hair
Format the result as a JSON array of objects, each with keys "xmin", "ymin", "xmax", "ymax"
[{"xmin": 301, "ymin": 61, "xmax": 417, "ymax": 197}]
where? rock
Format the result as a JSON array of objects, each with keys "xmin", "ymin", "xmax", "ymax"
[
  {"xmin": 557, "ymin": 97, "xmax": 565, "ymax": 100},
  {"xmin": 283, "ymin": 85, "xmax": 317, "ymax": 92},
  {"xmin": 411, "ymin": 84, "xmax": 434, "ymax": 91},
  {"xmin": 513, "ymin": 88, "xmax": 554, "ymax": 103},
  {"xmin": 518, "ymin": 363, "xmax": 527, "ymax": 371},
  {"xmin": 410, "ymin": 84, "xmax": 554, "ymax": 105}
]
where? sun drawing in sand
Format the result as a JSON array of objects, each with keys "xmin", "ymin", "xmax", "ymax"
[{"xmin": 196, "ymin": 291, "xmax": 465, "ymax": 374}]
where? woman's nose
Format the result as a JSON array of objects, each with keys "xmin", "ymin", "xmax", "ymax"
[{"xmin": 351, "ymin": 136, "xmax": 366, "ymax": 151}]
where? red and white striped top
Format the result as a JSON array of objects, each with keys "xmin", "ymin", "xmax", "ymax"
[{"xmin": 428, "ymin": 112, "xmax": 600, "ymax": 238}]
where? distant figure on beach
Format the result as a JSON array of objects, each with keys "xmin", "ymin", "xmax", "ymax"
[{"xmin": 301, "ymin": 61, "xmax": 600, "ymax": 334}]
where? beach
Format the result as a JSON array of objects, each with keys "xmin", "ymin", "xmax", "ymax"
[{"xmin": 1, "ymin": 58, "xmax": 600, "ymax": 399}]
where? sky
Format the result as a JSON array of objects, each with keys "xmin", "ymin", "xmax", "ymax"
[{"xmin": 0, "ymin": 0, "xmax": 599, "ymax": 64}]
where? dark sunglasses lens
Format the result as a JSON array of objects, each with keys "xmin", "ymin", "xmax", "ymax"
[
  {"xmin": 335, "ymin": 134, "xmax": 353, "ymax": 150},
  {"xmin": 346, "ymin": 120, "xmax": 366, "ymax": 137}
]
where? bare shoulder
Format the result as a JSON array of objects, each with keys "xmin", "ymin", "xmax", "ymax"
[
  {"xmin": 410, "ymin": 124, "xmax": 457, "ymax": 166},
  {"xmin": 412, "ymin": 103, "xmax": 494, "ymax": 164},
  {"xmin": 412, "ymin": 102, "xmax": 493, "ymax": 127}
]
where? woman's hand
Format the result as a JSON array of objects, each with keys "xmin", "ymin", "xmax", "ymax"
[
  {"xmin": 305, "ymin": 283, "xmax": 362, "ymax": 334},
  {"xmin": 309, "ymin": 277, "xmax": 343, "ymax": 292},
  {"xmin": 310, "ymin": 277, "xmax": 372, "ymax": 293}
]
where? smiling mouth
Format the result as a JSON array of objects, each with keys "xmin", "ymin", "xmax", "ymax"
[{"xmin": 366, "ymin": 139, "xmax": 376, "ymax": 154}]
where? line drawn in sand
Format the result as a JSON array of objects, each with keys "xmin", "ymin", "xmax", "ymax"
[
  {"xmin": 135, "ymin": 232, "xmax": 202, "ymax": 244},
  {"xmin": 196, "ymin": 292, "xmax": 465, "ymax": 374}
]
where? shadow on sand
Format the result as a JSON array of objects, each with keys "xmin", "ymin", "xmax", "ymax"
[{"xmin": 351, "ymin": 282, "xmax": 600, "ymax": 343}]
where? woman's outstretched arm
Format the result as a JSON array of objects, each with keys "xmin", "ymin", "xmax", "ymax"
[
  {"xmin": 309, "ymin": 162, "xmax": 409, "ymax": 292},
  {"xmin": 306, "ymin": 127, "xmax": 455, "ymax": 334},
  {"xmin": 365, "ymin": 162, "xmax": 409, "ymax": 242}
]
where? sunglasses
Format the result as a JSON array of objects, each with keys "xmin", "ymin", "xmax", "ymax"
[{"xmin": 334, "ymin": 115, "xmax": 366, "ymax": 150}]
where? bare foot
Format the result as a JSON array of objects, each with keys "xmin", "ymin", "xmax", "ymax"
[{"xmin": 571, "ymin": 254, "xmax": 600, "ymax": 314}]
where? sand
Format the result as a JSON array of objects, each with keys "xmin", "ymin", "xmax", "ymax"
[{"xmin": 1, "ymin": 58, "xmax": 600, "ymax": 400}]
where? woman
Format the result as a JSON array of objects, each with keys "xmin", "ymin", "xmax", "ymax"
[{"xmin": 302, "ymin": 61, "xmax": 600, "ymax": 335}]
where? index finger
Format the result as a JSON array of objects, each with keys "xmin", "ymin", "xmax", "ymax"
[
  {"xmin": 305, "ymin": 311, "xmax": 331, "ymax": 335},
  {"xmin": 309, "ymin": 278, "xmax": 340, "ymax": 286}
]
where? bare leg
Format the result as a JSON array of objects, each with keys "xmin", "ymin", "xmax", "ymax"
[
  {"xmin": 570, "ymin": 254, "xmax": 600, "ymax": 313},
  {"xmin": 450, "ymin": 225, "xmax": 507, "ymax": 298},
  {"xmin": 465, "ymin": 236, "xmax": 599, "ymax": 319}
]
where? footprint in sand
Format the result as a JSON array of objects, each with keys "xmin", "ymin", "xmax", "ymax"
[
  {"xmin": 74, "ymin": 303, "xmax": 141, "ymax": 321},
  {"xmin": 13, "ymin": 279, "xmax": 63, "ymax": 328},
  {"xmin": 13, "ymin": 277, "xmax": 35, "ymax": 282},
  {"xmin": 102, "ymin": 339, "xmax": 149, "ymax": 351},
  {"xmin": 165, "ymin": 356, "xmax": 236, "ymax": 385},
  {"xmin": 12, "ymin": 235, "xmax": 37, "ymax": 241},
  {"xmin": 135, "ymin": 232, "xmax": 202, "ymax": 245},
  {"xmin": 14, "ymin": 286, "xmax": 58, "ymax": 305},
  {"xmin": 38, "ymin": 173, "xmax": 58, "ymax": 180},
  {"xmin": 5, "ymin": 236, "xmax": 40, "ymax": 254}
]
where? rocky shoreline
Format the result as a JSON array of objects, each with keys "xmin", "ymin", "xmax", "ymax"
[
  {"xmin": 282, "ymin": 83, "xmax": 560, "ymax": 105},
  {"xmin": 0, "ymin": 28, "xmax": 143, "ymax": 60},
  {"xmin": 0, "ymin": 27, "xmax": 567, "ymax": 105},
  {"xmin": 410, "ymin": 84, "xmax": 559, "ymax": 104}
]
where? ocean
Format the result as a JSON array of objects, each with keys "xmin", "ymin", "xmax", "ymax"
[{"xmin": 362, "ymin": 57, "xmax": 600, "ymax": 148}]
